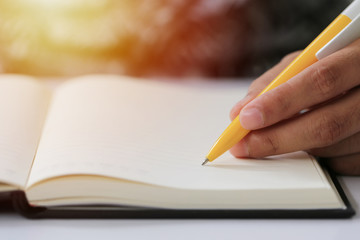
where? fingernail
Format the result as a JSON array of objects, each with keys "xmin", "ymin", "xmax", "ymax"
[{"xmin": 240, "ymin": 107, "xmax": 264, "ymax": 130}]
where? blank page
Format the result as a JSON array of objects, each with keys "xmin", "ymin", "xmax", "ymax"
[
  {"xmin": 27, "ymin": 75, "xmax": 330, "ymax": 191},
  {"xmin": 0, "ymin": 75, "xmax": 50, "ymax": 188}
]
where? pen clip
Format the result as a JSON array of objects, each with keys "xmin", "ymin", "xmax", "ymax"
[{"xmin": 316, "ymin": 13, "xmax": 360, "ymax": 60}]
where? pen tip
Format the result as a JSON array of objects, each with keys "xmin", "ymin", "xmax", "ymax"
[{"xmin": 202, "ymin": 159, "xmax": 209, "ymax": 166}]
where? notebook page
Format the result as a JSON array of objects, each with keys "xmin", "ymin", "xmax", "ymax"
[
  {"xmin": 0, "ymin": 75, "xmax": 50, "ymax": 188},
  {"xmin": 27, "ymin": 75, "xmax": 329, "ymax": 190}
]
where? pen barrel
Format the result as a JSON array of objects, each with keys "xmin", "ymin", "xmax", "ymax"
[
  {"xmin": 206, "ymin": 14, "xmax": 352, "ymax": 162},
  {"xmin": 259, "ymin": 14, "xmax": 352, "ymax": 95},
  {"xmin": 206, "ymin": 116, "xmax": 249, "ymax": 161}
]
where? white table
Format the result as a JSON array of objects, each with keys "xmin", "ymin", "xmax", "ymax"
[{"xmin": 0, "ymin": 78, "xmax": 359, "ymax": 240}]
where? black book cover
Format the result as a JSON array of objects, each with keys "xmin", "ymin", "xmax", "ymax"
[{"xmin": 10, "ymin": 170, "xmax": 355, "ymax": 219}]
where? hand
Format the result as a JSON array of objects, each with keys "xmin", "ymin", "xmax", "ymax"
[{"xmin": 230, "ymin": 39, "xmax": 360, "ymax": 176}]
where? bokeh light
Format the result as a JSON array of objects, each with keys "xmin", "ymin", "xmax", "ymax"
[
  {"xmin": 0, "ymin": 0, "xmax": 255, "ymax": 77},
  {"xmin": 23, "ymin": 0, "xmax": 84, "ymax": 9},
  {"xmin": 0, "ymin": 0, "xmax": 352, "ymax": 78}
]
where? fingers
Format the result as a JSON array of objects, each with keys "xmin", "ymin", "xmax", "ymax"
[
  {"xmin": 325, "ymin": 154, "xmax": 360, "ymax": 176},
  {"xmin": 230, "ymin": 51, "xmax": 301, "ymax": 120},
  {"xmin": 308, "ymin": 131, "xmax": 360, "ymax": 158},
  {"xmin": 239, "ymin": 39, "xmax": 360, "ymax": 130},
  {"xmin": 230, "ymin": 87, "xmax": 360, "ymax": 158}
]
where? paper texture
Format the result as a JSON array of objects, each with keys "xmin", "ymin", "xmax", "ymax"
[
  {"xmin": 28, "ymin": 75, "xmax": 329, "ymax": 191},
  {"xmin": 0, "ymin": 76, "xmax": 49, "ymax": 188}
]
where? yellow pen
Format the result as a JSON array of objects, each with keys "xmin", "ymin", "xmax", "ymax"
[{"xmin": 203, "ymin": 0, "xmax": 360, "ymax": 165}]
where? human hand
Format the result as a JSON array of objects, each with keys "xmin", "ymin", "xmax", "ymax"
[{"xmin": 230, "ymin": 39, "xmax": 360, "ymax": 175}]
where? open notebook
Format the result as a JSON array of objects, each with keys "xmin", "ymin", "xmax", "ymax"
[{"xmin": 0, "ymin": 74, "xmax": 354, "ymax": 218}]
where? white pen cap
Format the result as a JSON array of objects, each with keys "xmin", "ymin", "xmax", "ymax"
[
  {"xmin": 342, "ymin": 0, "xmax": 360, "ymax": 20},
  {"xmin": 316, "ymin": 14, "xmax": 360, "ymax": 59}
]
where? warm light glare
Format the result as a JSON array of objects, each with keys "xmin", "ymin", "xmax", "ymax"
[
  {"xmin": 23, "ymin": 0, "xmax": 104, "ymax": 10},
  {"xmin": 25, "ymin": 0, "xmax": 73, "ymax": 8},
  {"xmin": 0, "ymin": 1, "xmax": 251, "ymax": 77},
  {"xmin": 0, "ymin": 0, "xmax": 131, "ymax": 75}
]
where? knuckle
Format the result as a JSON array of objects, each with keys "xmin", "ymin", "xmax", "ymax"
[
  {"xmin": 311, "ymin": 64, "xmax": 338, "ymax": 96},
  {"xmin": 248, "ymin": 132, "xmax": 280, "ymax": 157},
  {"xmin": 261, "ymin": 85, "xmax": 292, "ymax": 118},
  {"xmin": 262, "ymin": 91, "xmax": 289, "ymax": 118},
  {"xmin": 313, "ymin": 112, "xmax": 343, "ymax": 146},
  {"xmin": 263, "ymin": 135, "xmax": 280, "ymax": 154},
  {"xmin": 273, "ymin": 84, "xmax": 292, "ymax": 113}
]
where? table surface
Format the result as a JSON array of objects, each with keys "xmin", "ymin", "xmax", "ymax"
[{"xmin": 0, "ymin": 78, "xmax": 359, "ymax": 240}]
